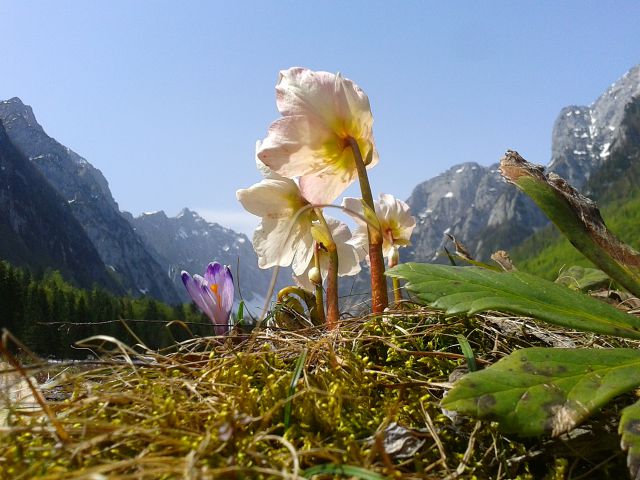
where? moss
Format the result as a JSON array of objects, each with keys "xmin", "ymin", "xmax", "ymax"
[{"xmin": 0, "ymin": 310, "xmax": 629, "ymax": 478}]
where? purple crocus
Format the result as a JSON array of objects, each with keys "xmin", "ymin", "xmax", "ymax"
[{"xmin": 181, "ymin": 262, "xmax": 234, "ymax": 336}]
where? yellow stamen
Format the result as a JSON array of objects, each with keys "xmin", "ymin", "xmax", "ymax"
[{"xmin": 210, "ymin": 283, "xmax": 222, "ymax": 305}]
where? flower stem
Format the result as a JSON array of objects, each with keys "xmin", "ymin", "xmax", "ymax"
[
  {"xmin": 348, "ymin": 137, "xmax": 388, "ymax": 313},
  {"xmin": 315, "ymin": 209, "xmax": 339, "ymax": 329},
  {"xmin": 388, "ymin": 248, "xmax": 402, "ymax": 303},
  {"xmin": 313, "ymin": 246, "xmax": 326, "ymax": 326}
]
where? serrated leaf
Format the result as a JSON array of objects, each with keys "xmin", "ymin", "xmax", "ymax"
[
  {"xmin": 387, "ymin": 263, "xmax": 640, "ymax": 340},
  {"xmin": 619, "ymin": 398, "xmax": 640, "ymax": 479},
  {"xmin": 441, "ymin": 347, "xmax": 640, "ymax": 437}
]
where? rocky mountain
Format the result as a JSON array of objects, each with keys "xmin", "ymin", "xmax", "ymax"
[
  {"xmin": 0, "ymin": 98, "xmax": 180, "ymax": 303},
  {"xmin": 405, "ymin": 64, "xmax": 640, "ymax": 264},
  {"xmin": 126, "ymin": 208, "xmax": 286, "ymax": 307},
  {"xmin": 0, "ymin": 119, "xmax": 117, "ymax": 290}
]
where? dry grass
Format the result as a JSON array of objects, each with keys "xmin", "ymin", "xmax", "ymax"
[{"xmin": 0, "ymin": 307, "xmax": 633, "ymax": 479}]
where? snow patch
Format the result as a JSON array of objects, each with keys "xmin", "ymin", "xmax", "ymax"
[
  {"xmin": 455, "ymin": 167, "xmax": 465, "ymax": 173},
  {"xmin": 443, "ymin": 227, "xmax": 451, "ymax": 235},
  {"xmin": 600, "ymin": 143, "xmax": 611, "ymax": 159},
  {"xmin": 176, "ymin": 227, "xmax": 188, "ymax": 239},
  {"xmin": 444, "ymin": 192, "xmax": 454, "ymax": 198},
  {"xmin": 573, "ymin": 150, "xmax": 587, "ymax": 155}
]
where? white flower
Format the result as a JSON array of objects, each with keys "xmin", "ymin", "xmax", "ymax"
[
  {"xmin": 342, "ymin": 193, "xmax": 416, "ymax": 260},
  {"xmin": 294, "ymin": 218, "xmax": 364, "ymax": 290},
  {"xmin": 257, "ymin": 67, "xmax": 378, "ymax": 205},
  {"xmin": 236, "ymin": 175, "xmax": 315, "ymax": 275}
]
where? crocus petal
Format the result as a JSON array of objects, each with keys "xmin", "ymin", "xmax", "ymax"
[
  {"xmin": 204, "ymin": 262, "xmax": 235, "ymax": 316},
  {"xmin": 181, "ymin": 271, "xmax": 217, "ymax": 323},
  {"xmin": 221, "ymin": 265, "xmax": 235, "ymax": 314}
]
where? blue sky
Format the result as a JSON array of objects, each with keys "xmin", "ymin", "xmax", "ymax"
[{"xmin": 2, "ymin": 1, "xmax": 640, "ymax": 235}]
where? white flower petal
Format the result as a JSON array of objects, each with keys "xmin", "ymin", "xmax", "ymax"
[
  {"xmin": 291, "ymin": 225, "xmax": 315, "ymax": 276},
  {"xmin": 236, "ymin": 178, "xmax": 303, "ymax": 218},
  {"xmin": 341, "ymin": 197, "xmax": 367, "ymax": 226},
  {"xmin": 276, "ymin": 68, "xmax": 343, "ymax": 126},
  {"xmin": 252, "ymin": 219, "xmax": 296, "ymax": 269},
  {"xmin": 258, "ymin": 115, "xmax": 334, "ymax": 180},
  {"xmin": 299, "ymin": 164, "xmax": 358, "ymax": 205}
]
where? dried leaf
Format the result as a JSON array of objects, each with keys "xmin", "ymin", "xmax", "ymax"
[{"xmin": 499, "ymin": 150, "xmax": 640, "ymax": 298}]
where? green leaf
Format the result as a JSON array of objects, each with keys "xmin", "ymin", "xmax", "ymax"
[
  {"xmin": 303, "ymin": 464, "xmax": 387, "ymax": 479},
  {"xmin": 555, "ymin": 266, "xmax": 611, "ymax": 291},
  {"xmin": 619, "ymin": 398, "xmax": 640, "ymax": 479},
  {"xmin": 284, "ymin": 348, "xmax": 307, "ymax": 428},
  {"xmin": 441, "ymin": 347, "xmax": 640, "ymax": 437},
  {"xmin": 456, "ymin": 334, "xmax": 478, "ymax": 372},
  {"xmin": 387, "ymin": 263, "xmax": 640, "ymax": 340},
  {"xmin": 236, "ymin": 300, "xmax": 244, "ymax": 325},
  {"xmin": 500, "ymin": 150, "xmax": 640, "ymax": 298}
]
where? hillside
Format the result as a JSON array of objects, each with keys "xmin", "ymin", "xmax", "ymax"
[{"xmin": 513, "ymin": 96, "xmax": 640, "ymax": 278}]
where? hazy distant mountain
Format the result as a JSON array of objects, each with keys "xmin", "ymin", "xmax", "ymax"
[
  {"xmin": 0, "ymin": 98, "xmax": 179, "ymax": 303},
  {"xmin": 0, "ymin": 119, "xmax": 117, "ymax": 290},
  {"xmin": 404, "ymin": 64, "xmax": 640, "ymax": 263},
  {"xmin": 126, "ymin": 208, "xmax": 286, "ymax": 305},
  {"xmin": 2, "ymin": 64, "xmax": 638, "ymax": 311}
]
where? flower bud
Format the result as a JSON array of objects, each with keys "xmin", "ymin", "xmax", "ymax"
[{"xmin": 308, "ymin": 266, "xmax": 322, "ymax": 286}]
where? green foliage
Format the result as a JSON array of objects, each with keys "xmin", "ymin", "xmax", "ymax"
[
  {"xmin": 441, "ymin": 348, "xmax": 640, "ymax": 436},
  {"xmin": 0, "ymin": 260, "xmax": 211, "ymax": 358},
  {"xmin": 9, "ymin": 312, "xmax": 607, "ymax": 478},
  {"xmin": 390, "ymin": 152, "xmax": 640, "ymax": 477},
  {"xmin": 514, "ymin": 190, "xmax": 640, "ymax": 279},
  {"xmin": 303, "ymin": 464, "xmax": 387, "ymax": 479},
  {"xmin": 387, "ymin": 263, "xmax": 640, "ymax": 339},
  {"xmin": 619, "ymin": 399, "xmax": 640, "ymax": 479},
  {"xmin": 554, "ymin": 265, "xmax": 611, "ymax": 291}
]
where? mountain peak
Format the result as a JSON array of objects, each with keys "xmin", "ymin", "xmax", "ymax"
[
  {"xmin": 141, "ymin": 210, "xmax": 168, "ymax": 219},
  {"xmin": 0, "ymin": 97, "xmax": 40, "ymax": 130},
  {"xmin": 177, "ymin": 207, "xmax": 198, "ymax": 218}
]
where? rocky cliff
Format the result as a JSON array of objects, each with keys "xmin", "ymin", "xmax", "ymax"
[
  {"xmin": 126, "ymin": 208, "xmax": 285, "ymax": 306},
  {"xmin": 0, "ymin": 98, "xmax": 179, "ymax": 303},
  {"xmin": 0, "ymin": 119, "xmax": 117, "ymax": 290},
  {"xmin": 404, "ymin": 65, "xmax": 640, "ymax": 264}
]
